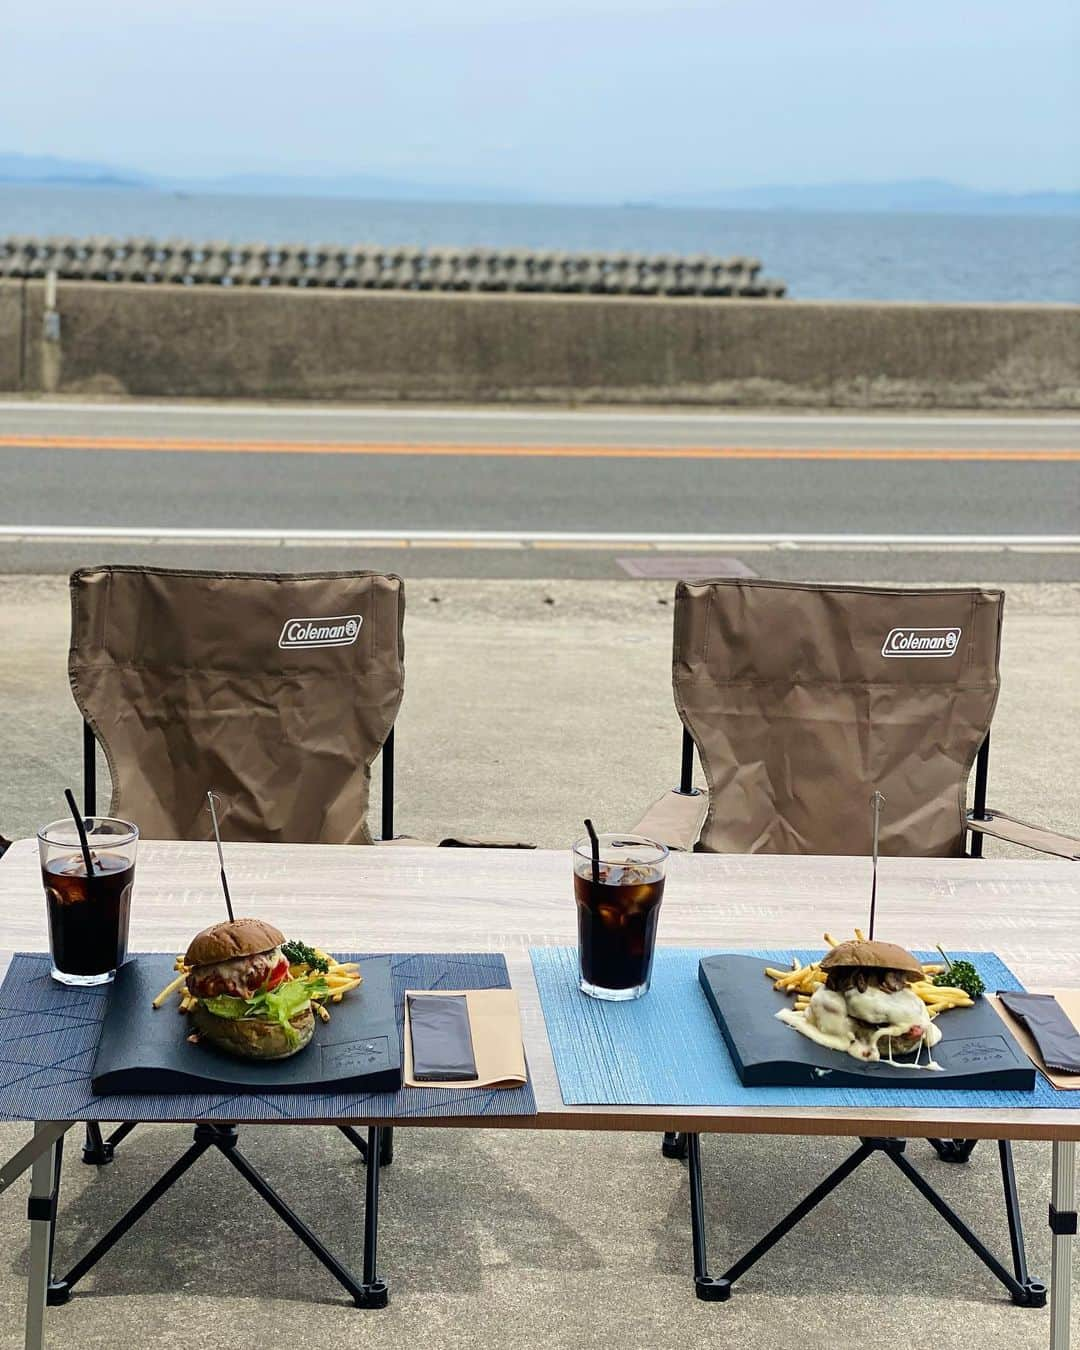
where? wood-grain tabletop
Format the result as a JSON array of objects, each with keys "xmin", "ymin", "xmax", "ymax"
[{"xmin": 2, "ymin": 838, "xmax": 1079, "ymax": 1141}]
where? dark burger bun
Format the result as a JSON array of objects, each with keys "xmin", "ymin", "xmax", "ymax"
[
  {"xmin": 820, "ymin": 939, "xmax": 924, "ymax": 980},
  {"xmin": 191, "ymin": 1003, "xmax": 315, "ymax": 1060},
  {"xmin": 185, "ymin": 918, "xmax": 286, "ymax": 969}
]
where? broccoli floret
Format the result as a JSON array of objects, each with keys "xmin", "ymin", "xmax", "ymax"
[
  {"xmin": 281, "ymin": 939, "xmax": 330, "ymax": 974},
  {"xmin": 933, "ymin": 960, "xmax": 985, "ymax": 999}
]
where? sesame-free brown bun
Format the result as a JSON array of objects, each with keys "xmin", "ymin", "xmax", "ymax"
[
  {"xmin": 820, "ymin": 939, "xmax": 924, "ymax": 979},
  {"xmin": 190, "ymin": 1002, "xmax": 315, "ymax": 1060},
  {"xmin": 185, "ymin": 918, "xmax": 286, "ymax": 969}
]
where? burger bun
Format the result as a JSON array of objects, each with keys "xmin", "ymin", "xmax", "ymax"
[
  {"xmin": 820, "ymin": 939, "xmax": 924, "ymax": 980},
  {"xmin": 185, "ymin": 918, "xmax": 286, "ymax": 969}
]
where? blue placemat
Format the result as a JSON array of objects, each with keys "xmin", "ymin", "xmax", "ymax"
[
  {"xmin": 531, "ymin": 946, "xmax": 1080, "ymax": 1110},
  {"xmin": 0, "ymin": 952, "xmax": 535, "ymax": 1122}
]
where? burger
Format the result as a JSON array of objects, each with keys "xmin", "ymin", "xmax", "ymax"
[
  {"xmin": 777, "ymin": 939, "xmax": 942, "ymax": 1067},
  {"xmin": 184, "ymin": 918, "xmax": 328, "ymax": 1060}
]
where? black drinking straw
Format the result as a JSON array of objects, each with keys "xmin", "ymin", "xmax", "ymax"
[
  {"xmin": 206, "ymin": 791, "xmax": 235, "ymax": 922},
  {"xmin": 868, "ymin": 791, "xmax": 885, "ymax": 940},
  {"xmin": 63, "ymin": 787, "xmax": 95, "ymax": 877},
  {"xmin": 584, "ymin": 818, "xmax": 601, "ymax": 885}
]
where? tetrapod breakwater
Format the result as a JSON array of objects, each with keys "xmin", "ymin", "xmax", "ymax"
[{"xmin": 0, "ymin": 235, "xmax": 786, "ymax": 298}]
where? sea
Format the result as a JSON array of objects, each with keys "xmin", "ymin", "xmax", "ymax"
[{"xmin": 2, "ymin": 183, "xmax": 1078, "ymax": 304}]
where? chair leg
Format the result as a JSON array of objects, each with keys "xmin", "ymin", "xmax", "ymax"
[
  {"xmin": 929, "ymin": 1137, "xmax": 978, "ymax": 1164},
  {"xmin": 662, "ymin": 1131, "xmax": 688, "ymax": 1160},
  {"xmin": 339, "ymin": 1126, "xmax": 369, "ymax": 1160},
  {"xmin": 338, "ymin": 1124, "xmax": 394, "ymax": 1168},
  {"xmin": 81, "ymin": 1121, "xmax": 138, "ymax": 1166},
  {"xmin": 81, "ymin": 1124, "xmax": 110, "ymax": 1165}
]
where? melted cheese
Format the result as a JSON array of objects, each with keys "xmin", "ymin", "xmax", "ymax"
[{"xmin": 779, "ymin": 984, "xmax": 945, "ymax": 1071}]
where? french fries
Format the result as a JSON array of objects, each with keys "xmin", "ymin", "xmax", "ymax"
[
  {"xmin": 152, "ymin": 943, "xmax": 363, "ymax": 1020},
  {"xmin": 152, "ymin": 972, "xmax": 188, "ymax": 1009},
  {"xmin": 763, "ymin": 929, "xmax": 975, "ymax": 1018}
]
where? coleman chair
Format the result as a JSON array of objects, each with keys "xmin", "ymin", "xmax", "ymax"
[
  {"xmin": 49, "ymin": 564, "xmax": 408, "ymax": 1309},
  {"xmin": 632, "ymin": 579, "xmax": 1079, "ymax": 1307}
]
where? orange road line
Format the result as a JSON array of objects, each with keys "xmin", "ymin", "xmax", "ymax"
[{"xmin": 0, "ymin": 435, "xmax": 1077, "ymax": 461}]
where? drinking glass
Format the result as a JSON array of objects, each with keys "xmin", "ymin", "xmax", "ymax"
[
  {"xmin": 38, "ymin": 817, "xmax": 137, "ymax": 986},
  {"xmin": 571, "ymin": 833, "xmax": 667, "ymax": 1000}
]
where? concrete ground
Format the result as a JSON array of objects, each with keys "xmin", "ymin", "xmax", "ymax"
[{"xmin": 0, "ymin": 574, "xmax": 1078, "ymax": 1347}]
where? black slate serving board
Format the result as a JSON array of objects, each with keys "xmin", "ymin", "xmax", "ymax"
[
  {"xmin": 92, "ymin": 954, "xmax": 402, "ymax": 1094},
  {"xmin": 699, "ymin": 953, "xmax": 1036, "ymax": 1091}
]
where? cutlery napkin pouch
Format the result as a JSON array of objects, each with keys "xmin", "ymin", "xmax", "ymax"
[
  {"xmin": 407, "ymin": 993, "xmax": 478, "ymax": 1081},
  {"xmin": 404, "ymin": 989, "xmax": 528, "ymax": 1089},
  {"xmin": 997, "ymin": 992, "xmax": 1080, "ymax": 1074}
]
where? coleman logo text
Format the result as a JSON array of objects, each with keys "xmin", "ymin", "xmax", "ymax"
[
  {"xmin": 881, "ymin": 627, "xmax": 962, "ymax": 658},
  {"xmin": 279, "ymin": 615, "xmax": 363, "ymax": 649}
]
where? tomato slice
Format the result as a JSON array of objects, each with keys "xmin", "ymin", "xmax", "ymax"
[{"xmin": 265, "ymin": 959, "xmax": 290, "ymax": 990}]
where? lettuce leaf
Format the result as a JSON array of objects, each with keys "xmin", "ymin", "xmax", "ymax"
[
  {"xmin": 200, "ymin": 976, "xmax": 329, "ymax": 1046},
  {"xmin": 202, "ymin": 994, "xmax": 249, "ymax": 1020}
]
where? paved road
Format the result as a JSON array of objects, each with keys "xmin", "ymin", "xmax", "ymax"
[{"xmin": 0, "ymin": 401, "xmax": 1077, "ymax": 579}]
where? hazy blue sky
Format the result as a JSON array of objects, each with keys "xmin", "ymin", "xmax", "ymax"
[{"xmin": 4, "ymin": 0, "xmax": 1078, "ymax": 198}]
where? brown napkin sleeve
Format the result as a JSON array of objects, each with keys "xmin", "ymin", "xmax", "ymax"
[
  {"xmin": 990, "ymin": 990, "xmax": 1080, "ymax": 1090},
  {"xmin": 404, "ymin": 989, "xmax": 527, "ymax": 1090},
  {"xmin": 998, "ymin": 992, "xmax": 1080, "ymax": 1074}
]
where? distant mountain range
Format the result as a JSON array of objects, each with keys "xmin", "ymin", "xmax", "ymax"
[
  {"xmin": 184, "ymin": 170, "xmax": 534, "ymax": 204},
  {"xmin": 0, "ymin": 153, "xmax": 527, "ymax": 205},
  {"xmin": 2, "ymin": 153, "xmax": 1078, "ymax": 215},
  {"xmin": 0, "ymin": 152, "xmax": 148, "ymax": 188}
]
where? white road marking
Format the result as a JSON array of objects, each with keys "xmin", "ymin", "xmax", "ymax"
[
  {"xmin": 1, "ymin": 525, "xmax": 1078, "ymax": 551},
  {"xmin": 1, "ymin": 401, "xmax": 1078, "ymax": 428}
]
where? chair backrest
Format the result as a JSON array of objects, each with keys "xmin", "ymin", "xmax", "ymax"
[
  {"xmin": 673, "ymin": 580, "xmax": 1003, "ymax": 857},
  {"xmin": 70, "ymin": 566, "xmax": 405, "ymax": 845}
]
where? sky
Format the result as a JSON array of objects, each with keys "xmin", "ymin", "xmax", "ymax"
[{"xmin": 2, "ymin": 0, "xmax": 1078, "ymax": 200}]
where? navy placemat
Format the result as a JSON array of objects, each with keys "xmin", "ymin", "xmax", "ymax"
[
  {"xmin": 0, "ymin": 952, "xmax": 535, "ymax": 1122},
  {"xmin": 531, "ymin": 946, "xmax": 1080, "ymax": 1110}
]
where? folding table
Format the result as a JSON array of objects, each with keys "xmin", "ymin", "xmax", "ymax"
[{"xmin": 0, "ymin": 841, "xmax": 1077, "ymax": 1350}]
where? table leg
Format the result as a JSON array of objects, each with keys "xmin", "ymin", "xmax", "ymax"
[
  {"xmin": 1050, "ymin": 1140, "xmax": 1076, "ymax": 1350},
  {"xmin": 25, "ymin": 1123, "xmax": 59, "ymax": 1350},
  {"xmin": 357, "ymin": 1126, "xmax": 389, "ymax": 1308}
]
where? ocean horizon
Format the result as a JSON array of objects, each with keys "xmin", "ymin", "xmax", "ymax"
[{"xmin": 2, "ymin": 183, "xmax": 1078, "ymax": 304}]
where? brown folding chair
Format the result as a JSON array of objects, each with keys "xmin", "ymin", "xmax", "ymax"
[
  {"xmin": 632, "ymin": 580, "xmax": 1077, "ymax": 1307},
  {"xmin": 71, "ymin": 564, "xmax": 404, "ymax": 845},
  {"xmin": 50, "ymin": 565, "xmax": 407, "ymax": 1309}
]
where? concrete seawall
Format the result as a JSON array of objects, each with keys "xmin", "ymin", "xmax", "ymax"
[{"xmin": 2, "ymin": 279, "xmax": 1078, "ymax": 408}]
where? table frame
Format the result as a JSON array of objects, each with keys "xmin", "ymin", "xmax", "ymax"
[{"xmin": 0, "ymin": 841, "xmax": 1077, "ymax": 1349}]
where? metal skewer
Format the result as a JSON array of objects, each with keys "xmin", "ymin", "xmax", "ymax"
[
  {"xmin": 868, "ymin": 791, "xmax": 885, "ymax": 940},
  {"xmin": 206, "ymin": 791, "xmax": 235, "ymax": 922}
]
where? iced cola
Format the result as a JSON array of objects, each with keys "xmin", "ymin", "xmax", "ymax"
[
  {"xmin": 572, "ymin": 834, "xmax": 668, "ymax": 1001},
  {"xmin": 38, "ymin": 817, "xmax": 137, "ymax": 986}
]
